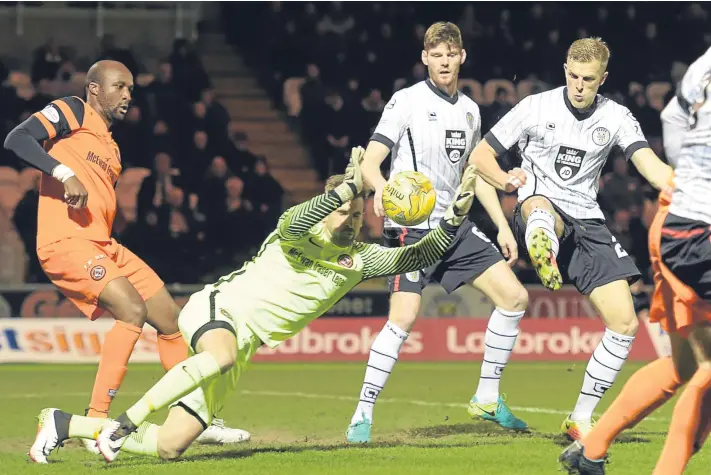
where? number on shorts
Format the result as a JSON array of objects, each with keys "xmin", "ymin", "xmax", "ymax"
[
  {"xmin": 612, "ymin": 235, "xmax": 628, "ymax": 258},
  {"xmin": 471, "ymin": 227, "xmax": 492, "ymax": 243}
]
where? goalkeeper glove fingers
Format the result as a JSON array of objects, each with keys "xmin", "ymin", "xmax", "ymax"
[
  {"xmin": 443, "ymin": 166, "xmax": 478, "ymax": 227},
  {"xmin": 334, "ymin": 146, "xmax": 365, "ymax": 202}
]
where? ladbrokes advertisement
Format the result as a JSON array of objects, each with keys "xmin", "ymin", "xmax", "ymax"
[{"xmin": 0, "ymin": 317, "xmax": 670, "ymax": 364}]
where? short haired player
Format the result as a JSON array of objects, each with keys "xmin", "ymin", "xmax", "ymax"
[
  {"xmin": 345, "ymin": 22, "xmax": 530, "ymax": 443},
  {"xmin": 560, "ymin": 46, "xmax": 711, "ymax": 475},
  {"xmin": 4, "ymin": 60, "xmax": 245, "ymax": 455},
  {"xmin": 29, "ymin": 147, "xmax": 480, "ymax": 463},
  {"xmin": 469, "ymin": 38, "xmax": 674, "ymax": 441}
]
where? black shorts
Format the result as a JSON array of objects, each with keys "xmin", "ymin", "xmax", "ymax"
[
  {"xmin": 660, "ymin": 213, "xmax": 711, "ymax": 302},
  {"xmin": 512, "ymin": 197, "xmax": 641, "ymax": 295},
  {"xmin": 385, "ymin": 218, "xmax": 504, "ymax": 295}
]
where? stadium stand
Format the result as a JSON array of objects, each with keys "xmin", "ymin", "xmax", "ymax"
[{"xmin": 2, "ymin": 2, "xmax": 711, "ymax": 286}]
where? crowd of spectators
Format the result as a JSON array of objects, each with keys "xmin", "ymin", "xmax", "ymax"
[
  {"xmin": 225, "ymin": 1, "xmax": 711, "ymax": 284},
  {"xmin": 2, "ymin": 35, "xmax": 283, "ymax": 284}
]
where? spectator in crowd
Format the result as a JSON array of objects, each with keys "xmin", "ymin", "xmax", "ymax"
[
  {"xmin": 31, "ymin": 38, "xmax": 67, "ymax": 84},
  {"xmin": 243, "ymin": 157, "xmax": 284, "ymax": 231}
]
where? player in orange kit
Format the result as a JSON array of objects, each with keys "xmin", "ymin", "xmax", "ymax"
[{"xmin": 4, "ymin": 60, "xmax": 249, "ymax": 457}]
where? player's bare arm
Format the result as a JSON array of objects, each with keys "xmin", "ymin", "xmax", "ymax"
[
  {"xmin": 630, "ymin": 148, "xmax": 674, "ymax": 191},
  {"xmin": 474, "ymin": 176, "xmax": 518, "ymax": 265},
  {"xmin": 4, "ymin": 110, "xmax": 89, "ymax": 209},
  {"xmin": 468, "ymin": 138, "xmax": 526, "ymax": 193},
  {"xmin": 360, "ymin": 141, "xmax": 390, "ymax": 217}
]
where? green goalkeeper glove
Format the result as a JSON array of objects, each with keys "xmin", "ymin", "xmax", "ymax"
[
  {"xmin": 443, "ymin": 165, "xmax": 478, "ymax": 227},
  {"xmin": 333, "ymin": 146, "xmax": 365, "ymax": 202}
]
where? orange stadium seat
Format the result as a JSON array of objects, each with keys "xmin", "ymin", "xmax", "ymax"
[
  {"xmin": 115, "ymin": 167, "xmax": 151, "ymax": 223},
  {"xmin": 283, "ymin": 77, "xmax": 306, "ymax": 117},
  {"xmin": 0, "ymin": 167, "xmax": 22, "ymax": 217}
]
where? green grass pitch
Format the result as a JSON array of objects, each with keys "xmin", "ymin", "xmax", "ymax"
[{"xmin": 0, "ymin": 362, "xmax": 708, "ymax": 474}]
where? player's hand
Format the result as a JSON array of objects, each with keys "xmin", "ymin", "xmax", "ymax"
[
  {"xmin": 497, "ymin": 227, "xmax": 518, "ymax": 267},
  {"xmin": 63, "ymin": 176, "xmax": 88, "ymax": 209},
  {"xmin": 504, "ymin": 168, "xmax": 527, "ymax": 193},
  {"xmin": 373, "ymin": 185, "xmax": 385, "ymax": 217},
  {"xmin": 344, "ymin": 146, "xmax": 365, "ymax": 194},
  {"xmin": 444, "ymin": 166, "xmax": 477, "ymax": 227}
]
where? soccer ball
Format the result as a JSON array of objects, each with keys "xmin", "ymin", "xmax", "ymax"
[{"xmin": 382, "ymin": 171, "xmax": 436, "ymax": 226}]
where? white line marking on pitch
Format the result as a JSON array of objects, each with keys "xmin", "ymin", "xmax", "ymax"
[{"xmin": 1, "ymin": 389, "xmax": 663, "ymax": 422}]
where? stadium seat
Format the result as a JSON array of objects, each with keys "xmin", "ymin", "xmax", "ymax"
[
  {"xmin": 457, "ymin": 79, "xmax": 484, "ymax": 103},
  {"xmin": 115, "ymin": 167, "xmax": 151, "ymax": 223},
  {"xmin": 483, "ymin": 79, "xmax": 517, "ymax": 105}
]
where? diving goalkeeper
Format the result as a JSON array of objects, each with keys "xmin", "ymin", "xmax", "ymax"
[{"xmin": 30, "ymin": 146, "xmax": 479, "ymax": 463}]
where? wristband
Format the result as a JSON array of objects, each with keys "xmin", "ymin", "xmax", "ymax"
[{"xmin": 51, "ymin": 164, "xmax": 75, "ymax": 183}]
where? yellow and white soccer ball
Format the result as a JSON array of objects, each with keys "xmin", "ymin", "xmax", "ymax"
[{"xmin": 382, "ymin": 171, "xmax": 436, "ymax": 226}]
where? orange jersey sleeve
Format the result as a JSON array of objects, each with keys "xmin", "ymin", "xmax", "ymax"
[{"xmin": 37, "ymin": 97, "xmax": 123, "ymax": 248}]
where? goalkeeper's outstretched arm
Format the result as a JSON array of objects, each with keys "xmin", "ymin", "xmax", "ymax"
[{"xmin": 357, "ymin": 220, "xmax": 458, "ymax": 280}]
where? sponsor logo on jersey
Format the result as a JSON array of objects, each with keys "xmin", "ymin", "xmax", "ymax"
[
  {"xmin": 385, "ymin": 98, "xmax": 396, "ymax": 109},
  {"xmin": 428, "ymin": 111, "xmax": 437, "ymax": 121},
  {"xmin": 338, "ymin": 254, "xmax": 353, "ymax": 268},
  {"xmin": 40, "ymin": 105, "xmax": 60, "ymax": 124},
  {"xmin": 554, "ymin": 146, "xmax": 586, "ymax": 180},
  {"xmin": 592, "ymin": 127, "xmax": 611, "ymax": 146},
  {"xmin": 90, "ymin": 265, "xmax": 106, "ymax": 281},
  {"xmin": 445, "ymin": 130, "xmax": 466, "ymax": 163},
  {"xmin": 546, "ymin": 122, "xmax": 556, "ymax": 130},
  {"xmin": 466, "ymin": 112, "xmax": 474, "ymax": 130}
]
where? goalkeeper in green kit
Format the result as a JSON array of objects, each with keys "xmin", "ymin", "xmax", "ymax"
[{"xmin": 29, "ymin": 146, "xmax": 479, "ymax": 464}]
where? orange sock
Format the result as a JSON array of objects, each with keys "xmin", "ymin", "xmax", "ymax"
[
  {"xmin": 654, "ymin": 367, "xmax": 711, "ymax": 475},
  {"xmin": 157, "ymin": 331, "xmax": 189, "ymax": 371},
  {"xmin": 583, "ymin": 357, "xmax": 682, "ymax": 460},
  {"xmin": 87, "ymin": 320, "xmax": 142, "ymax": 417}
]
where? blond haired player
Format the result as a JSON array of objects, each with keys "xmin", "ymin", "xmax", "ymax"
[
  {"xmin": 469, "ymin": 37, "xmax": 673, "ymax": 440},
  {"xmin": 560, "ymin": 46, "xmax": 711, "ymax": 475},
  {"xmin": 346, "ymin": 22, "xmax": 530, "ymax": 444},
  {"xmin": 29, "ymin": 147, "xmax": 480, "ymax": 463}
]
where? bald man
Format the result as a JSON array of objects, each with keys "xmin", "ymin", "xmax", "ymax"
[{"xmin": 4, "ymin": 61, "xmax": 249, "ymax": 458}]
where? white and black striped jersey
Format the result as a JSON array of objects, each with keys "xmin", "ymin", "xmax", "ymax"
[
  {"xmin": 668, "ymin": 46, "xmax": 711, "ymax": 224},
  {"xmin": 371, "ymin": 79, "xmax": 481, "ymax": 230},
  {"xmin": 486, "ymin": 86, "xmax": 650, "ymax": 220}
]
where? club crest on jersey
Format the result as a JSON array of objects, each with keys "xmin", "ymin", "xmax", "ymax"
[
  {"xmin": 592, "ymin": 127, "xmax": 611, "ymax": 146},
  {"xmin": 466, "ymin": 112, "xmax": 474, "ymax": 130},
  {"xmin": 554, "ymin": 146, "xmax": 586, "ymax": 181},
  {"xmin": 445, "ymin": 130, "xmax": 466, "ymax": 163},
  {"xmin": 338, "ymin": 254, "xmax": 353, "ymax": 268},
  {"xmin": 406, "ymin": 271, "xmax": 420, "ymax": 283},
  {"xmin": 90, "ymin": 265, "xmax": 106, "ymax": 281}
]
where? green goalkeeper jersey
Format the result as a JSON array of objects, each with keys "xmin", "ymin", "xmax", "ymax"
[{"xmin": 206, "ymin": 190, "xmax": 457, "ymax": 348}]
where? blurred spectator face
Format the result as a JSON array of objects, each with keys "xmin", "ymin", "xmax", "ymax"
[
  {"xmin": 415, "ymin": 24, "xmax": 426, "ymax": 41},
  {"xmin": 548, "ymin": 29, "xmax": 560, "ymax": 43},
  {"xmin": 38, "ymin": 79, "xmax": 53, "ymax": 95},
  {"xmin": 285, "ymin": 21, "xmax": 296, "ymax": 34},
  {"xmin": 496, "ymin": 88, "xmax": 509, "ymax": 104},
  {"xmin": 255, "ymin": 158, "xmax": 268, "ymax": 176},
  {"xmin": 645, "ymin": 23, "xmax": 657, "ymax": 40},
  {"xmin": 193, "ymin": 102, "xmax": 207, "ymax": 118},
  {"xmin": 155, "ymin": 153, "xmax": 172, "ymax": 174},
  {"xmin": 500, "ymin": 10, "xmax": 510, "ymax": 22},
  {"xmin": 614, "ymin": 209, "xmax": 630, "ymax": 231},
  {"xmin": 304, "ymin": 2, "xmax": 316, "ymax": 15},
  {"xmin": 327, "ymin": 94, "xmax": 344, "ymax": 111},
  {"xmin": 201, "ymin": 89, "xmax": 215, "ymax": 104},
  {"xmin": 167, "ymin": 187, "xmax": 184, "ymax": 208},
  {"xmin": 422, "ymin": 41, "xmax": 464, "ymax": 90},
  {"xmin": 154, "ymin": 120, "xmax": 169, "ymax": 135},
  {"xmin": 381, "ymin": 23, "xmax": 393, "ymax": 39},
  {"xmin": 307, "ymin": 64, "xmax": 320, "ymax": 79},
  {"xmin": 369, "ymin": 89, "xmax": 382, "ymax": 102},
  {"xmin": 597, "ymin": 7, "xmax": 609, "ymax": 21},
  {"xmin": 613, "ymin": 156, "xmax": 628, "ymax": 176},
  {"xmin": 194, "ymin": 131, "xmax": 208, "ymax": 150},
  {"xmin": 531, "ymin": 4, "xmax": 543, "ymax": 19},
  {"xmin": 634, "ymin": 92, "xmax": 647, "ymax": 107},
  {"xmin": 210, "ymin": 156, "xmax": 228, "ymax": 178},
  {"xmin": 226, "ymin": 177, "xmax": 244, "ymax": 198},
  {"xmin": 159, "ymin": 62, "xmax": 172, "ymax": 83},
  {"xmin": 126, "ymin": 106, "xmax": 141, "ymax": 123},
  {"xmin": 347, "ymin": 78, "xmax": 359, "ymax": 92}
]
